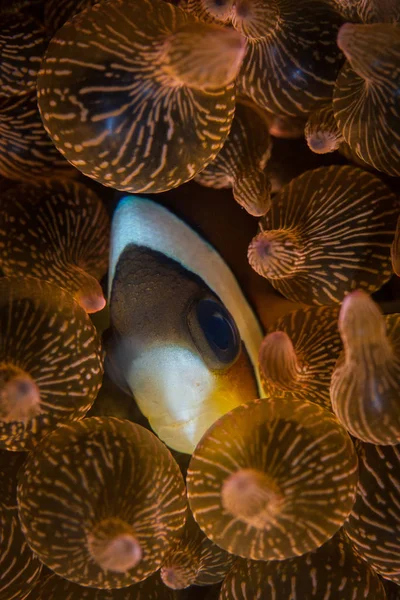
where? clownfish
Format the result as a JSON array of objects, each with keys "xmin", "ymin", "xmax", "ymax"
[{"xmin": 106, "ymin": 195, "xmax": 264, "ymax": 454}]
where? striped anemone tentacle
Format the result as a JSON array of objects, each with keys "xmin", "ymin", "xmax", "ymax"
[
  {"xmin": 219, "ymin": 531, "xmax": 387, "ymax": 599},
  {"xmin": 0, "ymin": 179, "xmax": 109, "ymax": 314},
  {"xmin": 187, "ymin": 396, "xmax": 358, "ymax": 561},
  {"xmin": 345, "ymin": 440, "xmax": 400, "ymax": 585},
  {"xmin": 17, "ymin": 417, "xmax": 187, "ymax": 588},
  {"xmin": 330, "ymin": 290, "xmax": 400, "ymax": 445},
  {"xmin": 0, "ymin": 277, "xmax": 103, "ymax": 451},
  {"xmin": 334, "ymin": 23, "xmax": 400, "ymax": 176},
  {"xmin": 37, "ymin": 0, "xmax": 246, "ymax": 193},
  {"xmin": 195, "ymin": 98, "xmax": 273, "ymax": 216},
  {"xmin": 259, "ymin": 305, "xmax": 341, "ymax": 410},
  {"xmin": 248, "ymin": 165, "xmax": 399, "ymax": 305}
]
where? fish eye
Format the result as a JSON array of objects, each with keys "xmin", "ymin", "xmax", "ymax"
[{"xmin": 187, "ymin": 297, "xmax": 241, "ymax": 369}]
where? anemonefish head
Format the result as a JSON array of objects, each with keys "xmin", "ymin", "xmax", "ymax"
[{"xmin": 107, "ymin": 195, "xmax": 263, "ymax": 454}]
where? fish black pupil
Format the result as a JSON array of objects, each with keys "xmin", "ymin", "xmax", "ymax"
[
  {"xmin": 208, "ymin": 311, "xmax": 231, "ymax": 350},
  {"xmin": 196, "ymin": 298, "xmax": 239, "ymax": 363}
]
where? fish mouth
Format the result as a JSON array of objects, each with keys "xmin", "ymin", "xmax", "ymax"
[{"xmin": 127, "ymin": 343, "xmax": 259, "ymax": 454}]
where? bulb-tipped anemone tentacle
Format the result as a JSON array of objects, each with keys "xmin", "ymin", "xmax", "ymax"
[
  {"xmin": 194, "ymin": 0, "xmax": 345, "ymax": 117},
  {"xmin": 195, "ymin": 99, "xmax": 273, "ymax": 216},
  {"xmin": 0, "ymin": 277, "xmax": 103, "ymax": 451},
  {"xmin": 17, "ymin": 417, "xmax": 187, "ymax": 588},
  {"xmin": 37, "ymin": 0, "xmax": 243, "ymax": 193},
  {"xmin": 344, "ymin": 441, "xmax": 400, "ymax": 585},
  {"xmin": 330, "ymin": 290, "xmax": 400, "ymax": 445},
  {"xmin": 73, "ymin": 269, "xmax": 107, "ymax": 314},
  {"xmin": 336, "ymin": 22, "xmax": 395, "ymax": 81},
  {"xmin": 186, "ymin": 0, "xmax": 281, "ymax": 38},
  {"xmin": 338, "ymin": 290, "xmax": 391, "ymax": 354},
  {"xmin": 232, "ymin": 0, "xmax": 344, "ymax": 116},
  {"xmin": 259, "ymin": 331, "xmax": 302, "ymax": 391},
  {"xmin": 0, "ymin": 178, "xmax": 109, "ymax": 315},
  {"xmin": 87, "ymin": 517, "xmax": 143, "ymax": 574},
  {"xmin": 305, "ymin": 104, "xmax": 344, "ymax": 154},
  {"xmin": 187, "ymin": 396, "xmax": 358, "ymax": 561},
  {"xmin": 334, "ymin": 23, "xmax": 400, "ymax": 176},
  {"xmin": 259, "ymin": 306, "xmax": 342, "ymax": 409},
  {"xmin": 264, "ymin": 111, "xmax": 306, "ymax": 139},
  {"xmin": 248, "ymin": 165, "xmax": 398, "ymax": 305},
  {"xmin": 232, "ymin": 170, "xmax": 272, "ymax": 216},
  {"xmin": 0, "ymin": 433, "xmax": 43, "ymax": 599},
  {"xmin": 161, "ymin": 510, "xmax": 234, "ymax": 589},
  {"xmin": 161, "ymin": 21, "xmax": 246, "ymax": 91},
  {"xmin": 219, "ymin": 531, "xmax": 387, "ymax": 599},
  {"xmin": 248, "ymin": 229, "xmax": 305, "ymax": 280},
  {"xmin": 331, "ymin": 0, "xmax": 400, "ymax": 23},
  {"xmin": 338, "ymin": 140, "xmax": 375, "ymax": 170},
  {"xmin": 161, "ymin": 555, "xmax": 199, "ymax": 590}
]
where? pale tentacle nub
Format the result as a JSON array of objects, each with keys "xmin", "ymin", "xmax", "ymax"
[
  {"xmin": 334, "ymin": 23, "xmax": 400, "ymax": 176},
  {"xmin": 259, "ymin": 307, "xmax": 342, "ymax": 410},
  {"xmin": 74, "ymin": 268, "xmax": 107, "ymax": 314},
  {"xmin": 336, "ymin": 22, "xmax": 392, "ymax": 81},
  {"xmin": 0, "ymin": 364, "xmax": 41, "ymax": 424},
  {"xmin": 162, "ymin": 22, "xmax": 246, "ymax": 90},
  {"xmin": 161, "ymin": 555, "xmax": 199, "ymax": 590},
  {"xmin": 195, "ymin": 99, "xmax": 272, "ymax": 216},
  {"xmin": 87, "ymin": 517, "xmax": 142, "ymax": 573},
  {"xmin": 221, "ymin": 468, "xmax": 284, "ymax": 528},
  {"xmin": 160, "ymin": 510, "xmax": 234, "ymax": 589},
  {"xmin": 248, "ymin": 229, "xmax": 305, "ymax": 280},
  {"xmin": 232, "ymin": 170, "xmax": 272, "ymax": 216},
  {"xmin": 338, "ymin": 290, "xmax": 391, "ymax": 356},
  {"xmin": 331, "ymin": 290, "xmax": 400, "ymax": 445},
  {"xmin": 305, "ymin": 105, "xmax": 343, "ymax": 154},
  {"xmin": 259, "ymin": 331, "xmax": 302, "ymax": 391},
  {"xmin": 265, "ymin": 113, "xmax": 306, "ymax": 139}
]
